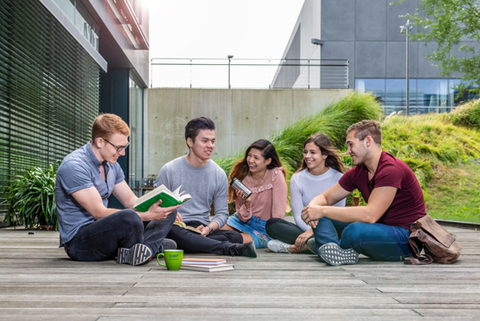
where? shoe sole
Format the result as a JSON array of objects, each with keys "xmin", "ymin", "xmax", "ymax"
[
  {"xmin": 319, "ymin": 243, "xmax": 359, "ymax": 266},
  {"xmin": 117, "ymin": 244, "xmax": 152, "ymax": 266},
  {"xmin": 242, "ymin": 242, "xmax": 257, "ymax": 258}
]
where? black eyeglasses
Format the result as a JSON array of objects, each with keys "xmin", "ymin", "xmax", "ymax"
[{"xmin": 103, "ymin": 138, "xmax": 130, "ymax": 153}]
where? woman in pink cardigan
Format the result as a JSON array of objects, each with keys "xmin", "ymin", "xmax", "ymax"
[{"xmin": 222, "ymin": 139, "xmax": 287, "ymax": 248}]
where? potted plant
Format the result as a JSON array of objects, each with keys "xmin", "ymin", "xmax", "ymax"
[{"xmin": 2, "ymin": 163, "xmax": 58, "ymax": 230}]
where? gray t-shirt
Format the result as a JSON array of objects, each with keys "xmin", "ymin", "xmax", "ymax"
[
  {"xmin": 55, "ymin": 142, "xmax": 124, "ymax": 246},
  {"xmin": 154, "ymin": 157, "xmax": 228, "ymax": 227}
]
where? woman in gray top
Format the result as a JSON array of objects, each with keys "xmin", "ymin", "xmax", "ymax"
[{"xmin": 266, "ymin": 133, "xmax": 346, "ymax": 254}]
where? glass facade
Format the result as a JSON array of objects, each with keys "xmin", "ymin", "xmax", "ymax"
[
  {"xmin": 0, "ymin": 0, "xmax": 100, "ymax": 217},
  {"xmin": 355, "ymin": 78, "xmax": 469, "ymax": 115},
  {"xmin": 128, "ymin": 77, "xmax": 144, "ymax": 196}
]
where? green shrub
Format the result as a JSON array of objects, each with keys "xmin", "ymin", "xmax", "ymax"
[
  {"xmin": 382, "ymin": 113, "xmax": 480, "ymax": 188},
  {"xmin": 445, "ymin": 98, "xmax": 480, "ymax": 128},
  {"xmin": 2, "ymin": 164, "xmax": 58, "ymax": 230}
]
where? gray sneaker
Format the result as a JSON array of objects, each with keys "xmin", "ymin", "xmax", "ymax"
[
  {"xmin": 161, "ymin": 238, "xmax": 177, "ymax": 251},
  {"xmin": 267, "ymin": 240, "xmax": 291, "ymax": 253},
  {"xmin": 306, "ymin": 237, "xmax": 317, "ymax": 254},
  {"xmin": 318, "ymin": 243, "xmax": 359, "ymax": 266},
  {"xmin": 117, "ymin": 243, "xmax": 152, "ymax": 266}
]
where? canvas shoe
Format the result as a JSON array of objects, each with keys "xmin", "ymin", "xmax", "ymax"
[
  {"xmin": 267, "ymin": 240, "xmax": 291, "ymax": 253},
  {"xmin": 318, "ymin": 242, "xmax": 359, "ymax": 266},
  {"xmin": 117, "ymin": 243, "xmax": 153, "ymax": 266},
  {"xmin": 306, "ymin": 237, "xmax": 317, "ymax": 255}
]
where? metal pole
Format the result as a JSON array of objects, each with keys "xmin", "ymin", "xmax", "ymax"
[
  {"xmin": 228, "ymin": 59, "xmax": 231, "ymax": 89},
  {"xmin": 406, "ymin": 26, "xmax": 410, "ymax": 117},
  {"xmin": 227, "ymin": 55, "xmax": 233, "ymax": 89},
  {"xmin": 308, "ymin": 59, "xmax": 310, "ymax": 89}
]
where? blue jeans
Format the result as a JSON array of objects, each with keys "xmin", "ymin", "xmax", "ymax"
[
  {"xmin": 227, "ymin": 213, "xmax": 271, "ymax": 248},
  {"xmin": 313, "ymin": 217, "xmax": 411, "ymax": 261},
  {"xmin": 64, "ymin": 209, "xmax": 177, "ymax": 261}
]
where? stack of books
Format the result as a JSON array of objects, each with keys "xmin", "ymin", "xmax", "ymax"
[{"xmin": 180, "ymin": 258, "xmax": 234, "ymax": 272}]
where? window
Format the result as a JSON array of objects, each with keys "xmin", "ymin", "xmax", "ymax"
[
  {"xmin": 417, "ymin": 79, "xmax": 448, "ymax": 113},
  {"xmin": 355, "ymin": 79, "xmax": 386, "ymax": 105}
]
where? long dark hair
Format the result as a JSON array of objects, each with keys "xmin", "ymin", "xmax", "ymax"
[
  {"xmin": 228, "ymin": 139, "xmax": 285, "ymax": 202},
  {"xmin": 298, "ymin": 133, "xmax": 346, "ymax": 174}
]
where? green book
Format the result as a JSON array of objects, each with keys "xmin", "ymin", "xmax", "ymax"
[{"xmin": 134, "ymin": 184, "xmax": 191, "ymax": 212}]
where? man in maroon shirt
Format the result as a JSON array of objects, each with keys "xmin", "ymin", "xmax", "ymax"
[{"xmin": 301, "ymin": 120, "xmax": 426, "ymax": 266}]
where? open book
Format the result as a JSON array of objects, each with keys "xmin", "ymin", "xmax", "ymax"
[
  {"xmin": 134, "ymin": 184, "xmax": 191, "ymax": 212},
  {"xmin": 173, "ymin": 221, "xmax": 202, "ymax": 234}
]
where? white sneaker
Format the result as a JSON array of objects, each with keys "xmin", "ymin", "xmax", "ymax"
[{"xmin": 267, "ymin": 240, "xmax": 291, "ymax": 253}]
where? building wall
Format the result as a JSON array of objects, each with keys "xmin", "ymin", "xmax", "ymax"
[
  {"xmin": 272, "ymin": 0, "xmax": 321, "ymax": 88},
  {"xmin": 144, "ymin": 88, "xmax": 351, "ymax": 176},
  {"xmin": 86, "ymin": 0, "xmax": 150, "ymax": 87},
  {"xmin": 0, "ymin": 0, "xmax": 150, "ymax": 216},
  {"xmin": 274, "ymin": 0, "xmax": 475, "ymax": 90}
]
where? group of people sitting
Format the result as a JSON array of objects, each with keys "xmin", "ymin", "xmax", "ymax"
[{"xmin": 55, "ymin": 114, "xmax": 426, "ymax": 266}]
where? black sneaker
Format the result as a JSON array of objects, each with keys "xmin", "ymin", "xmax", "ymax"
[
  {"xmin": 117, "ymin": 244, "xmax": 152, "ymax": 266},
  {"xmin": 318, "ymin": 243, "xmax": 359, "ymax": 266},
  {"xmin": 228, "ymin": 242, "xmax": 257, "ymax": 258}
]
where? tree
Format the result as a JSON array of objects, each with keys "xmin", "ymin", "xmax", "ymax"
[{"xmin": 394, "ymin": 0, "xmax": 480, "ymax": 95}]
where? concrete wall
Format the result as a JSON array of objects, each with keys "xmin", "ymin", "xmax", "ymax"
[{"xmin": 145, "ymin": 88, "xmax": 351, "ymax": 176}]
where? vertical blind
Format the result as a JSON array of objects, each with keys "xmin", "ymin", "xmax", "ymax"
[{"xmin": 0, "ymin": 0, "xmax": 100, "ymax": 217}]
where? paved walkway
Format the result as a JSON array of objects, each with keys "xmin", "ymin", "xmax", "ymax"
[{"xmin": 0, "ymin": 224, "xmax": 479, "ymax": 320}]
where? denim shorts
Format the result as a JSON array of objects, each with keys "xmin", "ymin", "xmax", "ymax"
[{"xmin": 227, "ymin": 213, "xmax": 272, "ymax": 248}]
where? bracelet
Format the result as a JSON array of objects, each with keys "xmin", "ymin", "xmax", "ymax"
[{"xmin": 208, "ymin": 225, "xmax": 214, "ymax": 234}]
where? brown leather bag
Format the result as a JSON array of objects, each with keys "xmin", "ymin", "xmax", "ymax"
[{"xmin": 404, "ymin": 215, "xmax": 462, "ymax": 265}]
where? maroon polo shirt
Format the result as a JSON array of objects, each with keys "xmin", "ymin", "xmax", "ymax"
[{"xmin": 339, "ymin": 151, "xmax": 426, "ymax": 230}]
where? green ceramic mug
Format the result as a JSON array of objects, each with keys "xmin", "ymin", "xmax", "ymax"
[{"xmin": 157, "ymin": 249, "xmax": 184, "ymax": 270}]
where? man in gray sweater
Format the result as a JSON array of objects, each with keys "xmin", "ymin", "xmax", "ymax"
[{"xmin": 155, "ymin": 117, "xmax": 257, "ymax": 257}]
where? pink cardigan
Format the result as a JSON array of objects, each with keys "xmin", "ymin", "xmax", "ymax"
[{"xmin": 235, "ymin": 167, "xmax": 287, "ymax": 222}]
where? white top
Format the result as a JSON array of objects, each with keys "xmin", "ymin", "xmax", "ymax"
[{"xmin": 290, "ymin": 168, "xmax": 345, "ymax": 231}]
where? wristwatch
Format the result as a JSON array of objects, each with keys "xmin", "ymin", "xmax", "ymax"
[{"xmin": 208, "ymin": 225, "xmax": 214, "ymax": 235}]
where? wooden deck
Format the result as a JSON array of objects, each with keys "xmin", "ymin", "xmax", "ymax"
[{"xmin": 0, "ymin": 224, "xmax": 479, "ymax": 321}]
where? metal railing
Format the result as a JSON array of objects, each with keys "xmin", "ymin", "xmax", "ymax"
[{"xmin": 150, "ymin": 58, "xmax": 349, "ymax": 89}]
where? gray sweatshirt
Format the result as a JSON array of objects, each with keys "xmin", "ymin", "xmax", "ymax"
[{"xmin": 154, "ymin": 156, "xmax": 229, "ymax": 227}]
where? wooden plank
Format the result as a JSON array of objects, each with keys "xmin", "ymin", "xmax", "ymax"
[{"xmin": 1, "ymin": 224, "xmax": 480, "ymax": 320}]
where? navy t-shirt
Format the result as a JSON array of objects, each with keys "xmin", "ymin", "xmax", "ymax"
[{"xmin": 338, "ymin": 151, "xmax": 426, "ymax": 230}]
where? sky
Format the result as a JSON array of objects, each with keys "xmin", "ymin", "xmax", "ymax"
[{"xmin": 148, "ymin": 0, "xmax": 305, "ymax": 88}]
